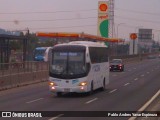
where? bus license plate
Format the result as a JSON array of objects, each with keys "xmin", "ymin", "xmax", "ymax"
[{"xmin": 64, "ymin": 88, "xmax": 70, "ymax": 92}]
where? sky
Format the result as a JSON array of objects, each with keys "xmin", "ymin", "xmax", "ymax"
[{"xmin": 0, "ymin": 0, "xmax": 160, "ymax": 41}]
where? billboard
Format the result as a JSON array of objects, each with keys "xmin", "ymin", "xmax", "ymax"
[
  {"xmin": 138, "ymin": 29, "xmax": 152, "ymax": 41},
  {"xmin": 97, "ymin": 1, "xmax": 109, "ymax": 38},
  {"xmin": 138, "ymin": 29, "xmax": 153, "ymax": 53}
]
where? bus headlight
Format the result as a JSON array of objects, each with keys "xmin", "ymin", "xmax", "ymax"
[
  {"xmin": 79, "ymin": 81, "xmax": 87, "ymax": 86},
  {"xmin": 49, "ymin": 82, "xmax": 57, "ymax": 86}
]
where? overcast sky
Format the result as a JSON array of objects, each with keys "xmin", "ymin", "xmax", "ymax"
[{"xmin": 0, "ymin": 0, "xmax": 160, "ymax": 41}]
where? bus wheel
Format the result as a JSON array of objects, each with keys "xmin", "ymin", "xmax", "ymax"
[
  {"xmin": 50, "ymin": 92, "xmax": 55, "ymax": 97},
  {"xmin": 89, "ymin": 82, "xmax": 94, "ymax": 95},
  {"xmin": 56, "ymin": 92, "xmax": 62, "ymax": 97},
  {"xmin": 101, "ymin": 79, "xmax": 106, "ymax": 91}
]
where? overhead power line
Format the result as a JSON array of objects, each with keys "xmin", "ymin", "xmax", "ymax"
[
  {"xmin": 0, "ymin": 16, "xmax": 97, "ymax": 23},
  {"xmin": 115, "ymin": 7, "xmax": 160, "ymax": 17},
  {"xmin": 115, "ymin": 15, "xmax": 160, "ymax": 24},
  {"xmin": 30, "ymin": 24, "xmax": 97, "ymax": 30},
  {"xmin": 1, "ymin": 14, "xmax": 160, "ymax": 25},
  {"xmin": 0, "ymin": 9, "xmax": 97, "ymax": 14}
]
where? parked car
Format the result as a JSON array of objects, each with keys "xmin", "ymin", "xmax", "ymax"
[{"xmin": 110, "ymin": 59, "xmax": 124, "ymax": 72}]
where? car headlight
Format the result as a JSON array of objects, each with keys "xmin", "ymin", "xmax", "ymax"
[
  {"xmin": 79, "ymin": 81, "xmax": 87, "ymax": 86},
  {"xmin": 49, "ymin": 82, "xmax": 57, "ymax": 86}
]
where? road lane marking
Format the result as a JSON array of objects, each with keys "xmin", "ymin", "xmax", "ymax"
[
  {"xmin": 48, "ymin": 114, "xmax": 64, "ymax": 120},
  {"xmin": 124, "ymin": 83, "xmax": 130, "ymax": 86},
  {"xmin": 26, "ymin": 98, "xmax": 44, "ymax": 104},
  {"xmin": 120, "ymin": 71, "xmax": 125, "ymax": 74},
  {"xmin": 134, "ymin": 78, "xmax": 138, "ymax": 81},
  {"xmin": 112, "ymin": 74, "xmax": 117, "ymax": 77},
  {"xmin": 133, "ymin": 68, "xmax": 136, "ymax": 69},
  {"xmin": 146, "ymin": 71, "xmax": 150, "ymax": 74},
  {"xmin": 85, "ymin": 98, "xmax": 98, "ymax": 104},
  {"xmin": 109, "ymin": 89, "xmax": 117, "ymax": 93},
  {"xmin": 138, "ymin": 89, "xmax": 160, "ymax": 111},
  {"xmin": 129, "ymin": 89, "xmax": 160, "ymax": 120},
  {"xmin": 140, "ymin": 74, "xmax": 144, "ymax": 77}
]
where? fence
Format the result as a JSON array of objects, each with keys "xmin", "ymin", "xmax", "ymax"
[{"xmin": 0, "ymin": 61, "xmax": 49, "ymax": 90}]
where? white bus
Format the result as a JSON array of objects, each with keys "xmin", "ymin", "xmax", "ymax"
[{"xmin": 49, "ymin": 41, "xmax": 109, "ymax": 96}]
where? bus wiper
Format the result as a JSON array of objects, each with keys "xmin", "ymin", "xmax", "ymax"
[{"xmin": 58, "ymin": 70, "xmax": 67, "ymax": 76}]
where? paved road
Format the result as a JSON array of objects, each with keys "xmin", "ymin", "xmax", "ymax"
[{"xmin": 0, "ymin": 58, "xmax": 160, "ymax": 120}]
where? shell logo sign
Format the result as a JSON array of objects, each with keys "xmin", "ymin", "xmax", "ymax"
[
  {"xmin": 97, "ymin": 1, "xmax": 109, "ymax": 39},
  {"xmin": 130, "ymin": 33, "xmax": 137, "ymax": 40},
  {"xmin": 99, "ymin": 4, "xmax": 108, "ymax": 12}
]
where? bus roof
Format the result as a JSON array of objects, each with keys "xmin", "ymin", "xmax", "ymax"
[
  {"xmin": 54, "ymin": 41, "xmax": 107, "ymax": 48},
  {"xmin": 35, "ymin": 47, "xmax": 51, "ymax": 50}
]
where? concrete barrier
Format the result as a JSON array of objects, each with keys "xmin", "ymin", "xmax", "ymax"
[{"xmin": 0, "ymin": 62, "xmax": 49, "ymax": 91}]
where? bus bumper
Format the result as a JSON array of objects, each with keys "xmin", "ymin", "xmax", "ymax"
[{"xmin": 49, "ymin": 86, "xmax": 88, "ymax": 93}]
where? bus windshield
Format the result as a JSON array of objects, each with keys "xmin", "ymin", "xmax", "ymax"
[
  {"xmin": 50, "ymin": 51, "xmax": 87, "ymax": 79},
  {"xmin": 35, "ymin": 49, "xmax": 46, "ymax": 56},
  {"xmin": 52, "ymin": 52, "xmax": 85, "ymax": 75}
]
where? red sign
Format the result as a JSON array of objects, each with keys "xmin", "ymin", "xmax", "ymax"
[
  {"xmin": 130, "ymin": 33, "xmax": 137, "ymax": 40},
  {"xmin": 99, "ymin": 4, "xmax": 108, "ymax": 12}
]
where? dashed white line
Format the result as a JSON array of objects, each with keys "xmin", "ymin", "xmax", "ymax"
[
  {"xmin": 48, "ymin": 114, "xmax": 64, "ymax": 120},
  {"xmin": 141, "ymin": 74, "xmax": 144, "ymax": 77},
  {"xmin": 109, "ymin": 89, "xmax": 117, "ymax": 93},
  {"xmin": 112, "ymin": 74, "xmax": 117, "ymax": 77},
  {"xmin": 124, "ymin": 83, "xmax": 130, "ymax": 86},
  {"xmin": 146, "ymin": 71, "xmax": 150, "ymax": 74},
  {"xmin": 121, "ymin": 72, "xmax": 125, "ymax": 73},
  {"xmin": 134, "ymin": 78, "xmax": 138, "ymax": 81},
  {"xmin": 86, "ymin": 98, "xmax": 98, "ymax": 104},
  {"xmin": 26, "ymin": 98, "xmax": 44, "ymax": 104}
]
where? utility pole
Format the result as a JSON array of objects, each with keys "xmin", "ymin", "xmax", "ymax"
[
  {"xmin": 108, "ymin": 0, "xmax": 115, "ymax": 56},
  {"xmin": 109, "ymin": 0, "xmax": 115, "ymax": 38}
]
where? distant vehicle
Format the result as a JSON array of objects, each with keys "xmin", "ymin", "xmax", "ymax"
[
  {"xmin": 147, "ymin": 55, "xmax": 157, "ymax": 59},
  {"xmin": 34, "ymin": 47, "xmax": 52, "ymax": 62},
  {"xmin": 49, "ymin": 41, "xmax": 109, "ymax": 96},
  {"xmin": 110, "ymin": 59, "xmax": 124, "ymax": 72}
]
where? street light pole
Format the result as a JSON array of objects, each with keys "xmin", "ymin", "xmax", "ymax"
[
  {"xmin": 135, "ymin": 26, "xmax": 143, "ymax": 34},
  {"xmin": 134, "ymin": 26, "xmax": 143, "ymax": 56},
  {"xmin": 117, "ymin": 23, "xmax": 125, "ymax": 38},
  {"xmin": 116, "ymin": 23, "xmax": 125, "ymax": 56}
]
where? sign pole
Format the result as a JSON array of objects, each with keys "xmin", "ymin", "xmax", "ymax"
[{"xmin": 130, "ymin": 33, "xmax": 137, "ymax": 55}]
